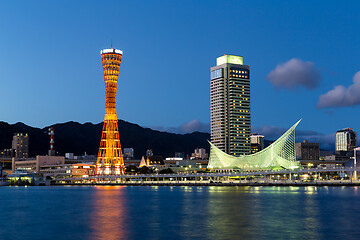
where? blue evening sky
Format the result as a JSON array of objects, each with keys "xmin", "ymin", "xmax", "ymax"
[{"xmin": 0, "ymin": 1, "xmax": 359, "ymax": 141}]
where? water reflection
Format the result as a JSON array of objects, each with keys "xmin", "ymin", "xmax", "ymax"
[
  {"xmin": 3, "ymin": 186, "xmax": 360, "ymax": 240},
  {"xmin": 90, "ymin": 186, "xmax": 127, "ymax": 240},
  {"xmin": 303, "ymin": 187, "xmax": 320, "ymax": 239},
  {"xmin": 85, "ymin": 186, "xmax": 359, "ymax": 239},
  {"xmin": 198, "ymin": 186, "xmax": 323, "ymax": 239}
]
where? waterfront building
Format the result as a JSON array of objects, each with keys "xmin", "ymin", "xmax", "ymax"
[
  {"xmin": 295, "ymin": 140, "xmax": 320, "ymax": 160},
  {"xmin": 335, "ymin": 128, "xmax": 357, "ymax": 153},
  {"xmin": 7, "ymin": 171, "xmax": 49, "ymax": 186},
  {"xmin": 165, "ymin": 160, "xmax": 201, "ymax": 173},
  {"xmin": 72, "ymin": 163, "xmax": 95, "ymax": 178},
  {"xmin": 210, "ymin": 54, "xmax": 250, "ymax": 156},
  {"xmin": 299, "ymin": 159, "xmax": 346, "ymax": 169},
  {"xmin": 12, "ymin": 133, "xmax": 29, "ymax": 158},
  {"xmin": 96, "ymin": 48, "xmax": 125, "ymax": 175},
  {"xmin": 164, "ymin": 158, "xmax": 208, "ymax": 172},
  {"xmin": 40, "ymin": 164, "xmax": 73, "ymax": 178},
  {"xmin": 208, "ymin": 120, "xmax": 301, "ymax": 170},
  {"xmin": 40, "ymin": 163, "xmax": 95, "ymax": 179},
  {"xmin": 250, "ymin": 134, "xmax": 264, "ymax": 154},
  {"xmin": 12, "ymin": 155, "xmax": 65, "ymax": 173}
]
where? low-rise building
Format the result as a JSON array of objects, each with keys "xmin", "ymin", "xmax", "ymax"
[
  {"xmin": 72, "ymin": 163, "xmax": 95, "ymax": 177},
  {"xmin": 295, "ymin": 140, "xmax": 320, "ymax": 160},
  {"xmin": 40, "ymin": 164, "xmax": 73, "ymax": 178},
  {"xmin": 139, "ymin": 156, "xmax": 164, "ymax": 167},
  {"xmin": 250, "ymin": 134, "xmax": 264, "ymax": 154},
  {"xmin": 191, "ymin": 148, "xmax": 208, "ymax": 159},
  {"xmin": 12, "ymin": 155, "xmax": 65, "ymax": 173}
]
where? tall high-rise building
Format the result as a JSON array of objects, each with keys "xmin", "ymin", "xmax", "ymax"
[
  {"xmin": 96, "ymin": 48, "xmax": 125, "ymax": 175},
  {"xmin": 12, "ymin": 133, "xmax": 29, "ymax": 158},
  {"xmin": 335, "ymin": 128, "xmax": 357, "ymax": 152},
  {"xmin": 210, "ymin": 55, "xmax": 250, "ymax": 156}
]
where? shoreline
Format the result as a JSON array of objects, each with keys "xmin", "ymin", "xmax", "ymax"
[{"xmin": 52, "ymin": 181, "xmax": 360, "ymax": 187}]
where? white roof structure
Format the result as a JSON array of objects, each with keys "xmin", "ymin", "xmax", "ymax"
[
  {"xmin": 100, "ymin": 48, "xmax": 123, "ymax": 55},
  {"xmin": 208, "ymin": 120, "xmax": 302, "ymax": 170}
]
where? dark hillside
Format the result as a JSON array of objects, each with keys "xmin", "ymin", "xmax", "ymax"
[{"xmin": 0, "ymin": 120, "xmax": 210, "ymax": 158}]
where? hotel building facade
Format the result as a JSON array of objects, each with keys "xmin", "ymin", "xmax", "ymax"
[{"xmin": 210, "ymin": 55, "xmax": 250, "ymax": 156}]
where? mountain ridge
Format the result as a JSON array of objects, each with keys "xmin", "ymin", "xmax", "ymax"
[{"xmin": 0, "ymin": 120, "xmax": 210, "ymax": 158}]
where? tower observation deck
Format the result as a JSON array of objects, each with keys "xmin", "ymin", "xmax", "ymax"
[{"xmin": 96, "ymin": 48, "xmax": 125, "ymax": 175}]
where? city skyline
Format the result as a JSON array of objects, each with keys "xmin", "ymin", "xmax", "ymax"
[
  {"xmin": 0, "ymin": 1, "xmax": 359, "ymax": 149},
  {"xmin": 3, "ymin": 2, "xmax": 360, "ymax": 240}
]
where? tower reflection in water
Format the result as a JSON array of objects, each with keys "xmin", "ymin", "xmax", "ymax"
[{"xmin": 91, "ymin": 186, "xmax": 127, "ymax": 240}]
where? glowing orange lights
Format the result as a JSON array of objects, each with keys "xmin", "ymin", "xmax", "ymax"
[{"xmin": 96, "ymin": 48, "xmax": 125, "ymax": 175}]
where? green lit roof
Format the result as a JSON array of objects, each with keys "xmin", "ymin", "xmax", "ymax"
[
  {"xmin": 207, "ymin": 120, "xmax": 302, "ymax": 170},
  {"xmin": 217, "ymin": 55, "xmax": 243, "ymax": 66}
]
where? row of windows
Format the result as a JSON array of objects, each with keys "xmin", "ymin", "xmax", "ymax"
[
  {"xmin": 230, "ymin": 94, "xmax": 249, "ymax": 101},
  {"xmin": 232, "ymin": 137, "xmax": 250, "ymax": 141},
  {"xmin": 232, "ymin": 143, "xmax": 249, "ymax": 146},
  {"xmin": 234, "ymin": 110, "xmax": 250, "ymax": 113},
  {"xmin": 211, "ymin": 69, "xmax": 224, "ymax": 80},
  {"xmin": 102, "ymin": 54, "xmax": 121, "ymax": 60},
  {"xmin": 230, "ymin": 69, "xmax": 248, "ymax": 74},
  {"xmin": 231, "ymin": 83, "xmax": 248, "ymax": 88},
  {"xmin": 230, "ymin": 74, "xmax": 248, "ymax": 78}
]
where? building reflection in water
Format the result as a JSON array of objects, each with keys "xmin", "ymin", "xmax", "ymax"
[
  {"xmin": 90, "ymin": 186, "xmax": 127, "ymax": 240},
  {"xmin": 189, "ymin": 186, "xmax": 322, "ymax": 239}
]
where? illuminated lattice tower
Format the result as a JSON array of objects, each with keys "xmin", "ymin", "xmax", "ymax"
[{"xmin": 96, "ymin": 48, "xmax": 125, "ymax": 175}]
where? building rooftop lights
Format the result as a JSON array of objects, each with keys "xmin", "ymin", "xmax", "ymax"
[
  {"xmin": 216, "ymin": 54, "xmax": 243, "ymax": 66},
  {"xmin": 100, "ymin": 48, "xmax": 123, "ymax": 55}
]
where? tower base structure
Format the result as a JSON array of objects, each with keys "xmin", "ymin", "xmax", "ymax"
[{"xmin": 96, "ymin": 119, "xmax": 125, "ymax": 175}]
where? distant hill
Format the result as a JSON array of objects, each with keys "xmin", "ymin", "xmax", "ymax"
[{"xmin": 0, "ymin": 120, "xmax": 210, "ymax": 158}]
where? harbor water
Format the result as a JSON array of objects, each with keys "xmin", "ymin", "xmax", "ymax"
[{"xmin": 0, "ymin": 186, "xmax": 359, "ymax": 239}]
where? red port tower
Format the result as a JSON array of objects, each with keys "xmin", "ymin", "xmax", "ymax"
[{"xmin": 96, "ymin": 48, "xmax": 125, "ymax": 175}]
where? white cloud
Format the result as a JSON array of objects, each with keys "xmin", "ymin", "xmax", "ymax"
[
  {"xmin": 317, "ymin": 71, "xmax": 360, "ymax": 108},
  {"xmin": 267, "ymin": 58, "xmax": 321, "ymax": 90}
]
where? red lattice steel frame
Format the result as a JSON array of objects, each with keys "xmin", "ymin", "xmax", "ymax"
[{"xmin": 96, "ymin": 49, "xmax": 125, "ymax": 175}]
